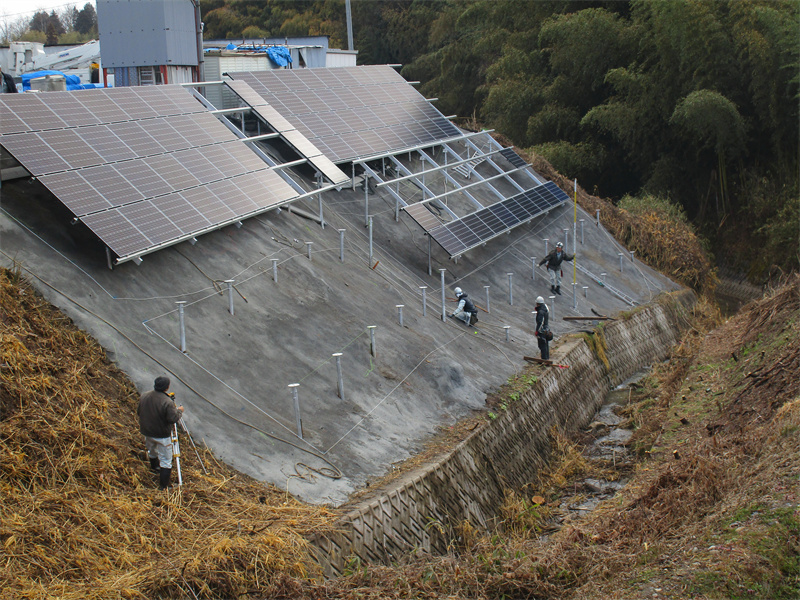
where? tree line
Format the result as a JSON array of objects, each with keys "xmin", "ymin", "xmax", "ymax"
[{"xmin": 1, "ymin": 3, "xmax": 96, "ymax": 46}]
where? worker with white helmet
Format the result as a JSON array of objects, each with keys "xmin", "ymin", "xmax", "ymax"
[
  {"xmin": 450, "ymin": 287, "xmax": 478, "ymax": 327},
  {"xmin": 538, "ymin": 241, "xmax": 574, "ymax": 295},
  {"xmin": 534, "ymin": 296, "xmax": 551, "ymax": 360}
]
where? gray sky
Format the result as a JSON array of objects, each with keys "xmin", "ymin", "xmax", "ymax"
[{"xmin": 1, "ymin": 0, "xmax": 95, "ymax": 24}]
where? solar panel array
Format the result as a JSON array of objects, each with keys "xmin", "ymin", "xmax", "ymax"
[
  {"xmin": 228, "ymin": 65, "xmax": 462, "ymax": 163},
  {"xmin": 403, "ymin": 202, "xmax": 442, "ymax": 233},
  {"xmin": 425, "ymin": 181, "xmax": 569, "ymax": 257},
  {"xmin": 226, "ymin": 79, "xmax": 349, "ymax": 185},
  {"xmin": 499, "ymin": 147, "xmax": 527, "ymax": 169},
  {"xmin": 0, "ymin": 86, "xmax": 297, "ymax": 260}
]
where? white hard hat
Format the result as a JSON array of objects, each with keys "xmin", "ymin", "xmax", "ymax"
[
  {"xmin": 454, "ymin": 287, "xmax": 463, "ymax": 297},
  {"xmin": 536, "ymin": 296, "xmax": 544, "ymax": 304},
  {"xmin": 556, "ymin": 241, "xmax": 563, "ymax": 248}
]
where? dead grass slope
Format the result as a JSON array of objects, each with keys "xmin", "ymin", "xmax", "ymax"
[{"xmin": 0, "ymin": 267, "xmax": 334, "ymax": 600}]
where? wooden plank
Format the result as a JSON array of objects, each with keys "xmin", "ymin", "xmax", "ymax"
[{"xmin": 562, "ymin": 315, "xmax": 616, "ymax": 321}]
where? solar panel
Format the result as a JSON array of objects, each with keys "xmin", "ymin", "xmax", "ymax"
[
  {"xmin": 404, "ymin": 203, "xmax": 442, "ymax": 232},
  {"xmin": 424, "ymin": 182, "xmax": 569, "ymax": 257},
  {"xmin": 227, "ymin": 65, "xmax": 462, "ymax": 163},
  {"xmin": 224, "ymin": 79, "xmax": 350, "ymax": 186},
  {"xmin": 0, "ymin": 86, "xmax": 300, "ymax": 261},
  {"xmin": 500, "ymin": 147, "xmax": 527, "ymax": 169}
]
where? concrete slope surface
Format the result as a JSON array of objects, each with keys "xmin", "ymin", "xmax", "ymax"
[{"xmin": 0, "ymin": 165, "xmax": 678, "ymax": 505}]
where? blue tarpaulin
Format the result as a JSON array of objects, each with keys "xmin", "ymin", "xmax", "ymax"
[
  {"xmin": 22, "ymin": 70, "xmax": 105, "ymax": 91},
  {"xmin": 266, "ymin": 46, "xmax": 292, "ymax": 67}
]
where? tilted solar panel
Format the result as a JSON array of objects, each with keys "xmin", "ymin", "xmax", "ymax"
[
  {"xmin": 227, "ymin": 65, "xmax": 461, "ymax": 163},
  {"xmin": 0, "ymin": 86, "xmax": 299, "ymax": 261},
  {"xmin": 224, "ymin": 79, "xmax": 350, "ymax": 186},
  {"xmin": 425, "ymin": 182, "xmax": 569, "ymax": 258}
]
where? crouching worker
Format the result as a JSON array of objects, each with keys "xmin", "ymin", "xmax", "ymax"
[
  {"xmin": 534, "ymin": 296, "xmax": 551, "ymax": 360},
  {"xmin": 138, "ymin": 376, "xmax": 184, "ymax": 490},
  {"xmin": 450, "ymin": 287, "xmax": 478, "ymax": 327}
]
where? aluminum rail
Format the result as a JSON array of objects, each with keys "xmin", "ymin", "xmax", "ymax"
[{"xmin": 374, "ymin": 148, "xmax": 503, "ymax": 188}]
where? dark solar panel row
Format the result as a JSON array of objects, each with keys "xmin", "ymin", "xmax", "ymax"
[
  {"xmin": 79, "ymin": 169, "xmax": 295, "ymax": 258},
  {"xmin": 1, "ymin": 112, "xmax": 239, "ymax": 176},
  {"xmin": 499, "ymin": 147, "xmax": 527, "ymax": 169},
  {"xmin": 426, "ymin": 181, "xmax": 568, "ymax": 256},
  {"xmin": 403, "ymin": 203, "xmax": 442, "ymax": 232},
  {"xmin": 228, "ymin": 66, "xmax": 461, "ymax": 163},
  {"xmin": 0, "ymin": 85, "xmax": 206, "ymax": 135},
  {"xmin": 225, "ymin": 79, "xmax": 349, "ymax": 185},
  {"xmin": 0, "ymin": 86, "xmax": 299, "ymax": 260}
]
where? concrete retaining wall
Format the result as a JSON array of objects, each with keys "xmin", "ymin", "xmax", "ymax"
[{"xmin": 312, "ymin": 290, "xmax": 696, "ymax": 576}]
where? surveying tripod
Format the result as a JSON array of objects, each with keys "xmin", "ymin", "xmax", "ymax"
[{"xmin": 166, "ymin": 392, "xmax": 207, "ymax": 486}]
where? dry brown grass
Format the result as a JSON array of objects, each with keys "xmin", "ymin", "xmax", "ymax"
[
  {"xmin": 0, "ymin": 267, "xmax": 335, "ymax": 599},
  {"xmin": 512, "ymin": 145, "xmax": 716, "ymax": 294}
]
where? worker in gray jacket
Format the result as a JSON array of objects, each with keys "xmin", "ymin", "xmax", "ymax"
[
  {"xmin": 450, "ymin": 287, "xmax": 478, "ymax": 327},
  {"xmin": 539, "ymin": 241, "xmax": 573, "ymax": 295},
  {"xmin": 138, "ymin": 376, "xmax": 183, "ymax": 490}
]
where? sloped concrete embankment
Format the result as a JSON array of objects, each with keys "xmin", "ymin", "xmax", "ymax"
[{"xmin": 313, "ymin": 290, "xmax": 696, "ymax": 576}]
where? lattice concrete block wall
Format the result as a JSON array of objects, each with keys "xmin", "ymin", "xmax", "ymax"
[{"xmin": 313, "ymin": 290, "xmax": 696, "ymax": 576}]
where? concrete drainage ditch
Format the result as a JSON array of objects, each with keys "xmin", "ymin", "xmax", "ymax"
[{"xmin": 558, "ymin": 372, "xmax": 645, "ymax": 516}]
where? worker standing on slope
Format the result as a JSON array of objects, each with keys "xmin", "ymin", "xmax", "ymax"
[
  {"xmin": 534, "ymin": 296, "xmax": 551, "ymax": 360},
  {"xmin": 450, "ymin": 287, "xmax": 478, "ymax": 327},
  {"xmin": 138, "ymin": 376, "xmax": 184, "ymax": 490},
  {"xmin": 539, "ymin": 241, "xmax": 573, "ymax": 295}
]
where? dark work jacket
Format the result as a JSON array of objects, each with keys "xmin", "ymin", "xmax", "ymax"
[
  {"xmin": 138, "ymin": 390, "xmax": 182, "ymax": 438},
  {"xmin": 535, "ymin": 304, "xmax": 549, "ymax": 334},
  {"xmin": 539, "ymin": 249, "xmax": 573, "ymax": 270},
  {"xmin": 457, "ymin": 293, "xmax": 477, "ymax": 314},
  {"xmin": 1, "ymin": 72, "xmax": 18, "ymax": 93}
]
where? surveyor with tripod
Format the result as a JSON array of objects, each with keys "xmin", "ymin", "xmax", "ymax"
[{"xmin": 138, "ymin": 376, "xmax": 184, "ymax": 490}]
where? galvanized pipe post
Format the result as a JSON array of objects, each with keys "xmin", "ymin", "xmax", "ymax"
[
  {"xmin": 504, "ymin": 325, "xmax": 510, "ymax": 342},
  {"xmin": 288, "ymin": 384, "xmax": 302, "ymax": 439},
  {"xmin": 583, "ymin": 286, "xmax": 588, "ymax": 298},
  {"xmin": 601, "ymin": 272, "xmax": 607, "ymax": 285},
  {"xmin": 339, "ymin": 229, "xmax": 345, "ymax": 262},
  {"xmin": 271, "ymin": 259, "xmax": 278, "ymax": 283},
  {"xmin": 368, "ymin": 217, "xmax": 374, "ymax": 265},
  {"xmin": 549, "ymin": 295, "xmax": 556, "ymax": 323},
  {"xmin": 619, "ymin": 253, "xmax": 624, "ymax": 272},
  {"xmin": 484, "ymin": 285, "xmax": 490, "ymax": 314},
  {"xmin": 572, "ymin": 282, "xmax": 577, "ymax": 310},
  {"xmin": 579, "ymin": 219, "xmax": 585, "ymax": 244},
  {"xmin": 176, "ymin": 301, "xmax": 187, "ymax": 353},
  {"xmin": 596, "ymin": 209, "xmax": 600, "ymax": 226},
  {"xmin": 367, "ymin": 325, "xmax": 377, "ymax": 357},
  {"xmin": 563, "ymin": 228, "xmax": 569, "ymax": 249},
  {"xmin": 332, "ymin": 353, "xmax": 344, "ymax": 400},
  {"xmin": 440, "ymin": 269, "xmax": 447, "ymax": 322},
  {"xmin": 306, "ymin": 241, "xmax": 313, "ymax": 260},
  {"xmin": 420, "ymin": 286, "xmax": 427, "ymax": 317},
  {"xmin": 364, "ymin": 173, "xmax": 369, "ymax": 227},
  {"xmin": 544, "ymin": 238, "xmax": 549, "ymax": 255},
  {"xmin": 629, "ymin": 250, "xmax": 635, "ymax": 262},
  {"xmin": 531, "ymin": 257, "xmax": 536, "ymax": 280},
  {"xmin": 507, "ymin": 273, "xmax": 514, "ymax": 305},
  {"xmin": 225, "ymin": 280, "xmax": 234, "ymax": 316},
  {"xmin": 317, "ymin": 177, "xmax": 325, "ymax": 229},
  {"xmin": 396, "ymin": 304, "xmax": 404, "ymax": 327}
]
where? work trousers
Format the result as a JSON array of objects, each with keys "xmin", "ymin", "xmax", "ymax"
[
  {"xmin": 548, "ymin": 268, "xmax": 561, "ymax": 289},
  {"xmin": 145, "ymin": 435, "xmax": 174, "ymax": 469},
  {"xmin": 537, "ymin": 335, "xmax": 550, "ymax": 360}
]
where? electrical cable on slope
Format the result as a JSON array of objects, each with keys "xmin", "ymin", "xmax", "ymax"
[{"xmin": 0, "ymin": 249, "xmax": 344, "ymax": 481}]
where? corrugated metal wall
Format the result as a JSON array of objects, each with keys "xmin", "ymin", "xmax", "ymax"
[{"xmin": 97, "ymin": 0, "xmax": 199, "ymax": 68}]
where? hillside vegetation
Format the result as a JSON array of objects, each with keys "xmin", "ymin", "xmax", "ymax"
[
  {"xmin": 194, "ymin": 0, "xmax": 798, "ymax": 277},
  {"xmin": 2, "ymin": 261, "xmax": 798, "ymax": 598}
]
